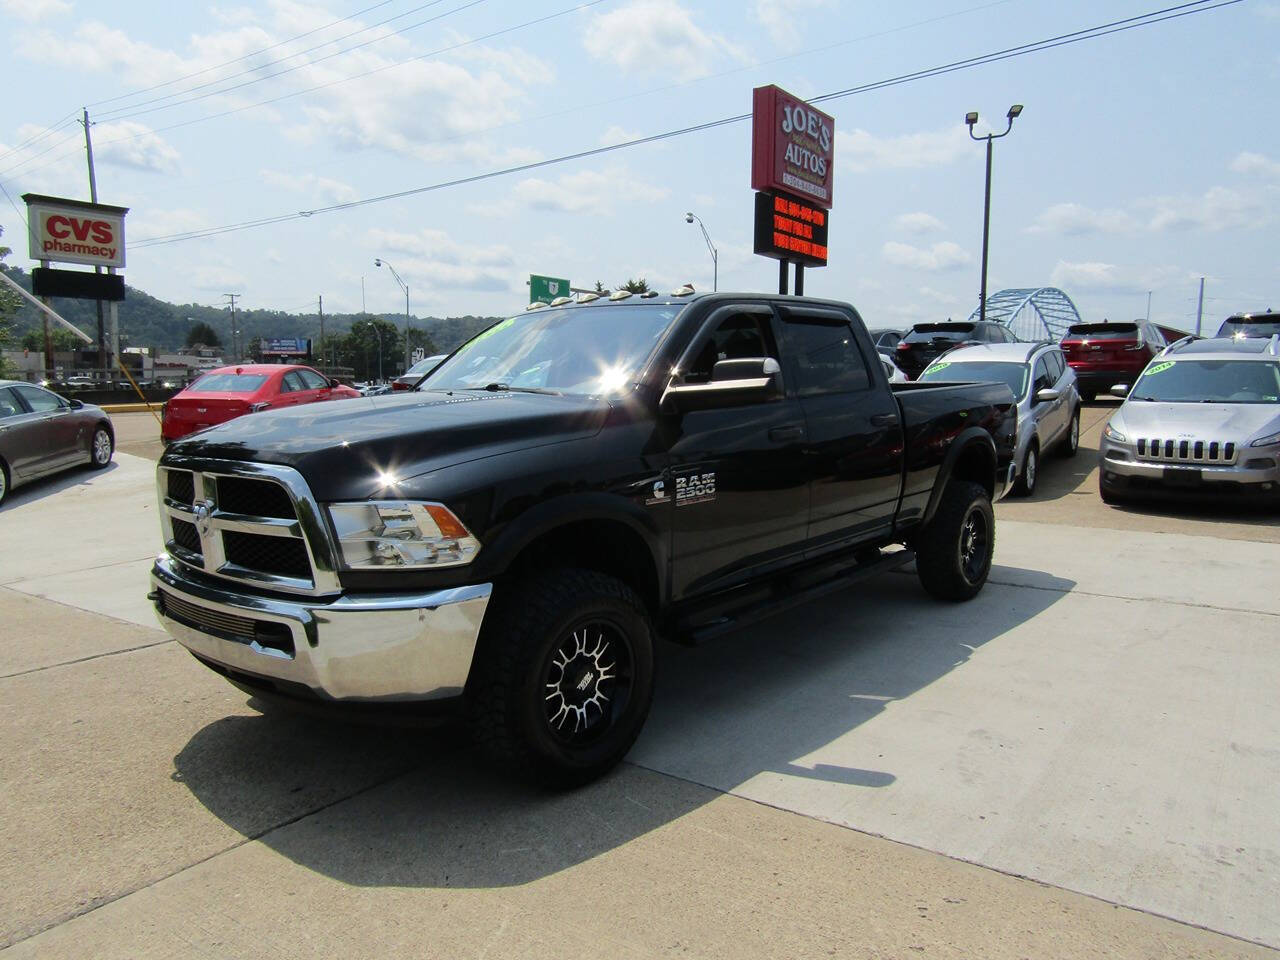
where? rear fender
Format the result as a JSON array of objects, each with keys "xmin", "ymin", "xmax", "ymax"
[{"xmin": 921, "ymin": 428, "xmax": 997, "ymax": 526}]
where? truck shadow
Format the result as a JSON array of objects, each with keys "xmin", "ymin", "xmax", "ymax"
[{"xmin": 172, "ymin": 565, "xmax": 1073, "ymax": 888}]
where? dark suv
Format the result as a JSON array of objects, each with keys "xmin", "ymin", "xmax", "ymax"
[
  {"xmin": 1216, "ymin": 310, "xmax": 1280, "ymax": 340},
  {"xmin": 1059, "ymin": 321, "xmax": 1166, "ymax": 401},
  {"xmin": 894, "ymin": 321, "xmax": 1019, "ymax": 380}
]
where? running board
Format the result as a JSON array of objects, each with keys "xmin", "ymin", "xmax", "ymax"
[{"xmin": 677, "ymin": 548, "xmax": 916, "ymax": 645}]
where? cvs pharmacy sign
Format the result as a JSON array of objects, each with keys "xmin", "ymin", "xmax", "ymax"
[{"xmin": 24, "ymin": 193, "xmax": 129, "ymax": 268}]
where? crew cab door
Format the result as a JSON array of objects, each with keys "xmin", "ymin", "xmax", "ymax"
[
  {"xmin": 665, "ymin": 303, "xmax": 809, "ymax": 600},
  {"xmin": 775, "ymin": 305, "xmax": 904, "ymax": 553}
]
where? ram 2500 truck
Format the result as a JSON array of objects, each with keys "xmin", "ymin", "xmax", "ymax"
[{"xmin": 150, "ymin": 291, "xmax": 1017, "ymax": 783}]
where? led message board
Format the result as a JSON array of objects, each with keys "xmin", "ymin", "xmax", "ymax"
[{"xmin": 753, "ymin": 191, "xmax": 830, "ymax": 267}]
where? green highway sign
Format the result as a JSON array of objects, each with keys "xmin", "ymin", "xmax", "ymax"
[{"xmin": 529, "ymin": 274, "xmax": 570, "ymax": 304}]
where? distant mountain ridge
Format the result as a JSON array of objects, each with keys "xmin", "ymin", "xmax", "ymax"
[{"xmin": 0, "ymin": 264, "xmax": 501, "ymax": 354}]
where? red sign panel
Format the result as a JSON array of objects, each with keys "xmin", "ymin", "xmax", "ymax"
[{"xmin": 751, "ymin": 85, "xmax": 835, "ymax": 210}]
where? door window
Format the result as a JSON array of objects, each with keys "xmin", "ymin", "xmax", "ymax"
[
  {"xmin": 682, "ymin": 311, "xmax": 775, "ymax": 385},
  {"xmin": 13, "ymin": 384, "xmax": 64, "ymax": 413},
  {"xmin": 298, "ymin": 369, "xmax": 328, "ymax": 390},
  {"xmin": 0, "ymin": 388, "xmax": 22, "ymax": 419},
  {"xmin": 784, "ymin": 313, "xmax": 871, "ymax": 396},
  {"xmin": 1032, "ymin": 357, "xmax": 1053, "ymax": 394},
  {"xmin": 281, "ymin": 371, "xmax": 308, "ymax": 393},
  {"xmin": 1047, "ymin": 350, "xmax": 1066, "ymax": 381}
]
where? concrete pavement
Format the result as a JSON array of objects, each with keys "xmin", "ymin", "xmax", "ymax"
[{"xmin": 1, "ymin": 410, "xmax": 1277, "ymax": 956}]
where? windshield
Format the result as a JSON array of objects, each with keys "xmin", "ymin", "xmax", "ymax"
[
  {"xmin": 1216, "ymin": 318, "xmax": 1280, "ymax": 338},
  {"xmin": 426, "ymin": 304, "xmax": 683, "ymax": 396},
  {"xmin": 1130, "ymin": 359, "xmax": 1280, "ymax": 404},
  {"xmin": 405, "ymin": 355, "xmax": 444, "ymax": 377},
  {"xmin": 188, "ymin": 373, "xmax": 268, "ymax": 393},
  {"xmin": 919, "ymin": 359, "xmax": 1029, "ymax": 399}
]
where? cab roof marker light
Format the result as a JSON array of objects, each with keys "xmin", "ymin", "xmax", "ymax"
[
  {"xmin": 608, "ymin": 289, "xmax": 633, "ymax": 301},
  {"xmin": 549, "ymin": 296, "xmax": 573, "ymax": 306},
  {"xmin": 575, "ymin": 292, "xmax": 600, "ymax": 303},
  {"xmin": 525, "ymin": 301, "xmax": 548, "ymax": 311},
  {"xmin": 640, "ymin": 290, "xmax": 659, "ymax": 298},
  {"xmin": 671, "ymin": 284, "xmax": 696, "ymax": 297}
]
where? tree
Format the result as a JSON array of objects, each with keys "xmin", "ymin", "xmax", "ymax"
[
  {"xmin": 0, "ymin": 227, "xmax": 20, "ymax": 376},
  {"xmin": 186, "ymin": 320, "xmax": 222, "ymax": 348},
  {"xmin": 620, "ymin": 277, "xmax": 649, "ymax": 293},
  {"xmin": 21, "ymin": 327, "xmax": 82, "ymax": 351},
  {"xmin": 593, "ymin": 280, "xmax": 606, "ymax": 293}
]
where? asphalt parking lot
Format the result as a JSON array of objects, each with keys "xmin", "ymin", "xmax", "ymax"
[{"xmin": 1, "ymin": 406, "xmax": 1277, "ymax": 958}]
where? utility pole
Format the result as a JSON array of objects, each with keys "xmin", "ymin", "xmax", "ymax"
[
  {"xmin": 1145, "ymin": 291, "xmax": 1152, "ymax": 322},
  {"xmin": 318, "ymin": 295, "xmax": 324, "ymax": 370},
  {"xmin": 224, "ymin": 293, "xmax": 240, "ymax": 361},
  {"xmin": 1195, "ymin": 278, "xmax": 1205, "ymax": 337},
  {"xmin": 82, "ymin": 108, "xmax": 109, "ymax": 379}
]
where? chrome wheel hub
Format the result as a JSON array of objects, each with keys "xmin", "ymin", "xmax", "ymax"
[
  {"xmin": 545, "ymin": 628, "xmax": 617, "ymax": 737},
  {"xmin": 93, "ymin": 430, "xmax": 111, "ymax": 463}
]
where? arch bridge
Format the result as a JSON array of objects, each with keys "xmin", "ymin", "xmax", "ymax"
[{"xmin": 964, "ymin": 287, "xmax": 1083, "ymax": 341}]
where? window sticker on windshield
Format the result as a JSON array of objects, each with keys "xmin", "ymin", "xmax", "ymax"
[
  {"xmin": 1145, "ymin": 361, "xmax": 1175, "ymax": 376},
  {"xmin": 926, "ymin": 362, "xmax": 951, "ymax": 375},
  {"xmin": 464, "ymin": 317, "xmax": 515, "ymax": 349}
]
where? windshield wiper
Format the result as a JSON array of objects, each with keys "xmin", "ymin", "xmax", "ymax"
[{"xmin": 462, "ymin": 383, "xmax": 562, "ymax": 395}]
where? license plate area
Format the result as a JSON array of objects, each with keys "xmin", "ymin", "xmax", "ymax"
[{"xmin": 1163, "ymin": 467, "xmax": 1202, "ymax": 487}]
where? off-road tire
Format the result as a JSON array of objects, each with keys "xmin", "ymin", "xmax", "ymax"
[
  {"xmin": 1058, "ymin": 407, "xmax": 1080, "ymax": 458},
  {"xmin": 1013, "ymin": 442, "xmax": 1039, "ymax": 497},
  {"xmin": 469, "ymin": 568, "xmax": 656, "ymax": 787},
  {"xmin": 89, "ymin": 426, "xmax": 113, "ymax": 469},
  {"xmin": 915, "ymin": 480, "xmax": 995, "ymax": 602}
]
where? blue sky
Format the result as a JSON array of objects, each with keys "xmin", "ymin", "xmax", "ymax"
[{"xmin": 1, "ymin": 0, "xmax": 1276, "ymax": 334}]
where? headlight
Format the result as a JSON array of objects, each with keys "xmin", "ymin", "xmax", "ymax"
[
  {"xmin": 327, "ymin": 501, "xmax": 480, "ymax": 569},
  {"xmin": 1103, "ymin": 422, "xmax": 1127, "ymax": 443},
  {"xmin": 1251, "ymin": 431, "xmax": 1280, "ymax": 448}
]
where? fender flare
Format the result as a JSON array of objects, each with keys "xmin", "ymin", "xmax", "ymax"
[
  {"xmin": 921, "ymin": 428, "xmax": 997, "ymax": 527},
  {"xmin": 473, "ymin": 491, "xmax": 667, "ymax": 594}
]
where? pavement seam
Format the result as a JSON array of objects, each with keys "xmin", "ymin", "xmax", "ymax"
[
  {"xmin": 0, "ymin": 553, "xmax": 156, "ymax": 586},
  {"xmin": 984, "ymin": 575, "xmax": 1280, "ymax": 619},
  {"xmin": 622, "ymin": 760, "xmax": 1279, "ymax": 954},
  {"xmin": 0, "ymin": 763, "xmax": 421, "ymax": 951},
  {"xmin": 0, "ymin": 638, "xmax": 174, "ymax": 681}
]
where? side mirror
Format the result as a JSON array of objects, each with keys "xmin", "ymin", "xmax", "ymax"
[
  {"xmin": 1035, "ymin": 388, "xmax": 1060, "ymax": 404},
  {"xmin": 660, "ymin": 357, "xmax": 781, "ymax": 415},
  {"xmin": 68, "ymin": 398, "xmax": 84, "ymax": 410},
  {"xmin": 327, "ymin": 377, "xmax": 338, "ymax": 388},
  {"xmin": 1110, "ymin": 384, "xmax": 1130, "ymax": 398}
]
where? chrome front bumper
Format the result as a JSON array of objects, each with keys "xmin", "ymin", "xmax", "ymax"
[
  {"xmin": 1099, "ymin": 445, "xmax": 1280, "ymax": 488},
  {"xmin": 150, "ymin": 553, "xmax": 492, "ymax": 702}
]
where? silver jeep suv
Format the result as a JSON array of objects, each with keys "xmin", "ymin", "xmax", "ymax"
[{"xmin": 1098, "ymin": 336, "xmax": 1280, "ymax": 503}]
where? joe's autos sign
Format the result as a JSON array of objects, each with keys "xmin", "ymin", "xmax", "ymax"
[
  {"xmin": 750, "ymin": 85, "xmax": 835, "ymax": 209},
  {"xmin": 24, "ymin": 194, "xmax": 128, "ymax": 269}
]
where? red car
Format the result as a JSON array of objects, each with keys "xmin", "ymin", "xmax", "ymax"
[
  {"xmin": 1059, "ymin": 321, "xmax": 1167, "ymax": 401},
  {"xmin": 162, "ymin": 364, "xmax": 360, "ymax": 443}
]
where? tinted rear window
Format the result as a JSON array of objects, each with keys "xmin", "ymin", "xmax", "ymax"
[
  {"xmin": 905, "ymin": 325, "xmax": 975, "ymax": 344},
  {"xmin": 919, "ymin": 359, "xmax": 1029, "ymax": 399},
  {"xmin": 188, "ymin": 374, "xmax": 268, "ymax": 393},
  {"xmin": 1216, "ymin": 317, "xmax": 1280, "ymax": 337},
  {"xmin": 1065, "ymin": 323, "xmax": 1138, "ymax": 340}
]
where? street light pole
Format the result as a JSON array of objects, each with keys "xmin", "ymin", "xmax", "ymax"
[
  {"xmin": 685, "ymin": 212, "xmax": 718, "ymax": 291},
  {"xmin": 966, "ymin": 105, "xmax": 1022, "ymax": 324},
  {"xmin": 374, "ymin": 258, "xmax": 411, "ymax": 372}
]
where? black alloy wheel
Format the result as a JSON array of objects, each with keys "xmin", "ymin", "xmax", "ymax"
[
  {"xmin": 470, "ymin": 568, "xmax": 655, "ymax": 786},
  {"xmin": 915, "ymin": 480, "xmax": 995, "ymax": 602}
]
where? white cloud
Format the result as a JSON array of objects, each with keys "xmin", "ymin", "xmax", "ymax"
[
  {"xmin": 753, "ymin": 0, "xmax": 835, "ymax": 50},
  {"xmin": 508, "ymin": 166, "xmax": 669, "ymax": 215},
  {"xmin": 1027, "ymin": 202, "xmax": 1139, "ymax": 235},
  {"xmin": 894, "ymin": 212, "xmax": 946, "ymax": 234},
  {"xmin": 0, "ymin": 0, "xmax": 70, "ymax": 21},
  {"xmin": 93, "ymin": 121, "xmax": 180, "ymax": 174},
  {"xmin": 259, "ymin": 169, "xmax": 357, "ymax": 204},
  {"xmin": 583, "ymin": 0, "xmax": 746, "ymax": 80},
  {"xmin": 837, "ymin": 125, "xmax": 971, "ymax": 173},
  {"xmin": 919, "ymin": 286, "xmax": 960, "ymax": 305},
  {"xmin": 1049, "ymin": 260, "xmax": 1188, "ymax": 295},
  {"xmin": 189, "ymin": 263, "xmax": 248, "ymax": 292},
  {"xmin": 1142, "ymin": 186, "xmax": 1267, "ymax": 232},
  {"xmin": 1229, "ymin": 151, "xmax": 1280, "ymax": 178},
  {"xmin": 882, "ymin": 241, "xmax": 972, "ymax": 272},
  {"xmin": 129, "ymin": 207, "xmax": 208, "ymax": 242},
  {"xmin": 365, "ymin": 227, "xmax": 516, "ymax": 294},
  {"xmin": 600, "ymin": 125, "xmax": 642, "ymax": 147}
]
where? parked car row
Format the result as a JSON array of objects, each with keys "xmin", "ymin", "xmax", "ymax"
[{"xmin": 0, "ymin": 379, "xmax": 114, "ymax": 506}]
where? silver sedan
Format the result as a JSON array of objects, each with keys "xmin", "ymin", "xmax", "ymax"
[{"xmin": 0, "ymin": 379, "xmax": 115, "ymax": 506}]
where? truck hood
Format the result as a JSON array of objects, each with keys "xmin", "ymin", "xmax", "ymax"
[
  {"xmin": 169, "ymin": 389, "xmax": 609, "ymax": 500},
  {"xmin": 1114, "ymin": 401, "xmax": 1280, "ymax": 441}
]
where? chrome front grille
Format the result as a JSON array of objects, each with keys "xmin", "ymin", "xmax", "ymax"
[
  {"xmin": 1135, "ymin": 438, "xmax": 1237, "ymax": 465},
  {"xmin": 157, "ymin": 460, "xmax": 341, "ymax": 596}
]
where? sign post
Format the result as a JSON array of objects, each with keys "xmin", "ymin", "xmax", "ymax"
[{"xmin": 749, "ymin": 85, "xmax": 835, "ymax": 294}]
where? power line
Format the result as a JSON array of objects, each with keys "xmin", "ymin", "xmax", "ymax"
[
  {"xmin": 0, "ymin": 111, "xmax": 80, "ymax": 165},
  {"xmin": 95, "ymin": 0, "xmax": 481, "ymax": 122},
  {"xmin": 133, "ymin": 0, "xmax": 1245, "ymax": 248}
]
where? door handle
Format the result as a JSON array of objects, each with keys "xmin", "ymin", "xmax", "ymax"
[
  {"xmin": 768, "ymin": 425, "xmax": 803, "ymax": 443},
  {"xmin": 869, "ymin": 412, "xmax": 899, "ymax": 427}
]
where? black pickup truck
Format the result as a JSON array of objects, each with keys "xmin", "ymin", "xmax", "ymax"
[{"xmin": 150, "ymin": 291, "xmax": 1017, "ymax": 783}]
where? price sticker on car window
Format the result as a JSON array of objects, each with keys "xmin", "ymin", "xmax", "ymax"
[
  {"xmin": 925, "ymin": 362, "xmax": 951, "ymax": 376},
  {"xmin": 1145, "ymin": 361, "xmax": 1175, "ymax": 376}
]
